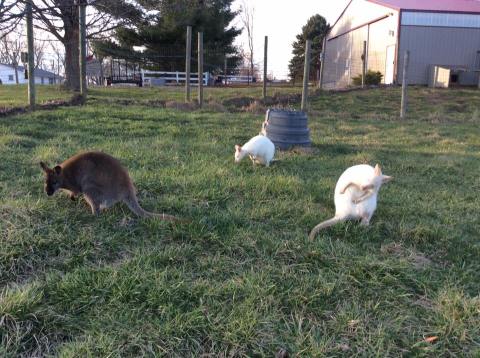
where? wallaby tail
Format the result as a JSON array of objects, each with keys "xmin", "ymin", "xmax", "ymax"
[
  {"xmin": 309, "ymin": 216, "xmax": 344, "ymax": 240},
  {"xmin": 125, "ymin": 195, "xmax": 179, "ymax": 222}
]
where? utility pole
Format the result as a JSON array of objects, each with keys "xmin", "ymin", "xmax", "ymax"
[
  {"xmin": 185, "ymin": 26, "xmax": 192, "ymax": 102},
  {"xmin": 197, "ymin": 32, "xmax": 204, "ymax": 107},
  {"xmin": 263, "ymin": 36, "xmax": 268, "ymax": 101},
  {"xmin": 79, "ymin": 0, "xmax": 87, "ymax": 102},
  {"xmin": 301, "ymin": 40, "xmax": 311, "ymax": 112},
  {"xmin": 26, "ymin": 0, "xmax": 35, "ymax": 110}
]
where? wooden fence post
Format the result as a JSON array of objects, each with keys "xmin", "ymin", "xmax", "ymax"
[
  {"xmin": 400, "ymin": 51, "xmax": 410, "ymax": 119},
  {"xmin": 26, "ymin": 0, "xmax": 35, "ymax": 110},
  {"xmin": 263, "ymin": 36, "xmax": 268, "ymax": 101},
  {"xmin": 197, "ymin": 32, "xmax": 203, "ymax": 107},
  {"xmin": 185, "ymin": 26, "xmax": 192, "ymax": 102},
  {"xmin": 301, "ymin": 40, "xmax": 311, "ymax": 112}
]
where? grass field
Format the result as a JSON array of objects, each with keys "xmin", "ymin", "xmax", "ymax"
[
  {"xmin": 0, "ymin": 85, "xmax": 479, "ymax": 356},
  {"xmin": 0, "ymin": 85, "xmax": 73, "ymax": 109}
]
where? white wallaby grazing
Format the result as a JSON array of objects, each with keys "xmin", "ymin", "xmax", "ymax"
[
  {"xmin": 235, "ymin": 135, "xmax": 275, "ymax": 167},
  {"xmin": 309, "ymin": 164, "xmax": 393, "ymax": 240}
]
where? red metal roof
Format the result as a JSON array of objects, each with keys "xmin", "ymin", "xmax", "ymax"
[{"xmin": 367, "ymin": 0, "xmax": 480, "ymax": 13}]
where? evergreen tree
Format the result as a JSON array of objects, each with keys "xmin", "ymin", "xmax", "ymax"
[
  {"xmin": 288, "ymin": 14, "xmax": 329, "ymax": 84},
  {"xmin": 94, "ymin": 0, "xmax": 242, "ymax": 74}
]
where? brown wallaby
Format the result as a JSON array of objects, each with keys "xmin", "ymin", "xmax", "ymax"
[{"xmin": 40, "ymin": 151, "xmax": 178, "ymax": 221}]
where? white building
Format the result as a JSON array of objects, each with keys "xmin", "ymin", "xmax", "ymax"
[{"xmin": 0, "ymin": 63, "xmax": 63, "ymax": 85}]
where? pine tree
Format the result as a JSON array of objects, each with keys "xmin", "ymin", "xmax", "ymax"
[
  {"xmin": 94, "ymin": 0, "xmax": 242, "ymax": 74},
  {"xmin": 288, "ymin": 14, "xmax": 329, "ymax": 84}
]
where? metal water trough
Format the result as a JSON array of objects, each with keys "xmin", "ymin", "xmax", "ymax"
[{"xmin": 263, "ymin": 109, "xmax": 311, "ymax": 150}]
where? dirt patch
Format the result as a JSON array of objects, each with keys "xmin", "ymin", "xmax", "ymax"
[
  {"xmin": 204, "ymin": 100, "xmax": 228, "ymax": 112},
  {"xmin": 243, "ymin": 100, "xmax": 266, "ymax": 114},
  {"xmin": 381, "ymin": 242, "xmax": 432, "ymax": 269},
  {"xmin": 413, "ymin": 296, "xmax": 435, "ymax": 310},
  {"xmin": 0, "ymin": 95, "xmax": 84, "ymax": 118},
  {"xmin": 165, "ymin": 100, "xmax": 198, "ymax": 111},
  {"xmin": 222, "ymin": 96, "xmax": 256, "ymax": 109}
]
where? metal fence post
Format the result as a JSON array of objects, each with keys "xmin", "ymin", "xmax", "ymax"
[
  {"xmin": 301, "ymin": 39, "xmax": 311, "ymax": 112},
  {"xmin": 318, "ymin": 36, "xmax": 327, "ymax": 90},
  {"xmin": 26, "ymin": 0, "xmax": 35, "ymax": 110},
  {"xmin": 79, "ymin": 0, "xmax": 87, "ymax": 102},
  {"xmin": 185, "ymin": 26, "xmax": 192, "ymax": 102},
  {"xmin": 263, "ymin": 36, "xmax": 268, "ymax": 101},
  {"xmin": 362, "ymin": 40, "xmax": 367, "ymax": 88},
  {"xmin": 197, "ymin": 32, "xmax": 203, "ymax": 107},
  {"xmin": 400, "ymin": 51, "xmax": 410, "ymax": 119}
]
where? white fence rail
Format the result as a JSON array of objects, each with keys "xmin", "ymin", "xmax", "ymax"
[
  {"xmin": 217, "ymin": 75, "xmax": 257, "ymax": 84},
  {"xmin": 141, "ymin": 70, "xmax": 210, "ymax": 87}
]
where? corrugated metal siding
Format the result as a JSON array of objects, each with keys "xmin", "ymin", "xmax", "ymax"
[
  {"xmin": 330, "ymin": 0, "xmax": 396, "ymax": 39},
  {"xmin": 367, "ymin": 13, "xmax": 398, "ymax": 79},
  {"xmin": 398, "ymin": 25, "xmax": 480, "ymax": 85},
  {"xmin": 402, "ymin": 12, "xmax": 480, "ymax": 28},
  {"xmin": 323, "ymin": 0, "xmax": 399, "ymax": 89}
]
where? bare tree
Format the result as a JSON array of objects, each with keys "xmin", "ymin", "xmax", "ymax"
[
  {"xmin": 23, "ymin": 0, "xmax": 142, "ymax": 90},
  {"xmin": 0, "ymin": 0, "xmax": 22, "ymax": 39},
  {"xmin": 0, "ymin": 34, "xmax": 22, "ymax": 83},
  {"xmin": 50, "ymin": 41, "xmax": 64, "ymax": 81},
  {"xmin": 33, "ymin": 39, "xmax": 46, "ymax": 69},
  {"xmin": 240, "ymin": 0, "xmax": 254, "ymax": 85}
]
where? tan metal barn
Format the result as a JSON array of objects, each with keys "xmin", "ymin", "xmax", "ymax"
[{"xmin": 323, "ymin": 0, "xmax": 480, "ymax": 89}]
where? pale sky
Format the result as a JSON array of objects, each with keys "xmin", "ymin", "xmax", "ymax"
[{"xmin": 232, "ymin": 0, "xmax": 350, "ymax": 79}]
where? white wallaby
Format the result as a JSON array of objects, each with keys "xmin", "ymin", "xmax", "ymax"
[
  {"xmin": 235, "ymin": 135, "xmax": 275, "ymax": 167},
  {"xmin": 260, "ymin": 109, "xmax": 270, "ymax": 136},
  {"xmin": 309, "ymin": 164, "xmax": 393, "ymax": 240}
]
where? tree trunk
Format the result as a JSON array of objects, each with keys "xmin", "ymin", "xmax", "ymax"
[
  {"xmin": 250, "ymin": 61, "xmax": 253, "ymax": 85},
  {"xmin": 13, "ymin": 62, "xmax": 19, "ymax": 84},
  {"xmin": 63, "ymin": 21, "xmax": 80, "ymax": 90}
]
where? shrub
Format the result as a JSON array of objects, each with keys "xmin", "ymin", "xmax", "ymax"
[{"xmin": 352, "ymin": 70, "xmax": 383, "ymax": 86}]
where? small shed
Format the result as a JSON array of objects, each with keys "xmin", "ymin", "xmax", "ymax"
[{"xmin": 323, "ymin": 0, "xmax": 480, "ymax": 88}]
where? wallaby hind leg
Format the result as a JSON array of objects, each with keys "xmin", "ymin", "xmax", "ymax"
[
  {"xmin": 84, "ymin": 195, "xmax": 100, "ymax": 216},
  {"xmin": 83, "ymin": 187, "xmax": 103, "ymax": 216},
  {"xmin": 360, "ymin": 212, "xmax": 372, "ymax": 226}
]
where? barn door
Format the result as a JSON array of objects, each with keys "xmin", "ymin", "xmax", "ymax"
[{"xmin": 385, "ymin": 45, "xmax": 396, "ymax": 84}]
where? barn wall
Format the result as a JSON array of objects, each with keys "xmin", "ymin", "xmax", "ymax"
[
  {"xmin": 398, "ymin": 25, "xmax": 480, "ymax": 85},
  {"xmin": 329, "ymin": 0, "xmax": 396, "ymax": 39},
  {"xmin": 367, "ymin": 13, "xmax": 398, "ymax": 82},
  {"xmin": 323, "ymin": 0, "xmax": 399, "ymax": 89},
  {"xmin": 323, "ymin": 27, "xmax": 367, "ymax": 88}
]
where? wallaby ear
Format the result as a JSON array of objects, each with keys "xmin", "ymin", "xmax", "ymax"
[
  {"xmin": 382, "ymin": 175, "xmax": 393, "ymax": 184},
  {"xmin": 235, "ymin": 145, "xmax": 241, "ymax": 152},
  {"xmin": 40, "ymin": 162, "xmax": 49, "ymax": 172},
  {"xmin": 374, "ymin": 163, "xmax": 382, "ymax": 176},
  {"xmin": 53, "ymin": 165, "xmax": 62, "ymax": 175}
]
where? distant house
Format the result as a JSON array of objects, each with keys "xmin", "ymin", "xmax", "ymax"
[
  {"xmin": 323, "ymin": 0, "xmax": 480, "ymax": 88},
  {"xmin": 0, "ymin": 63, "xmax": 63, "ymax": 85}
]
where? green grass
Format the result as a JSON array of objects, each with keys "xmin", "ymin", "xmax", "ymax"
[
  {"xmin": 0, "ymin": 86, "xmax": 479, "ymax": 356},
  {"xmin": 0, "ymin": 84, "xmax": 73, "ymax": 108}
]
